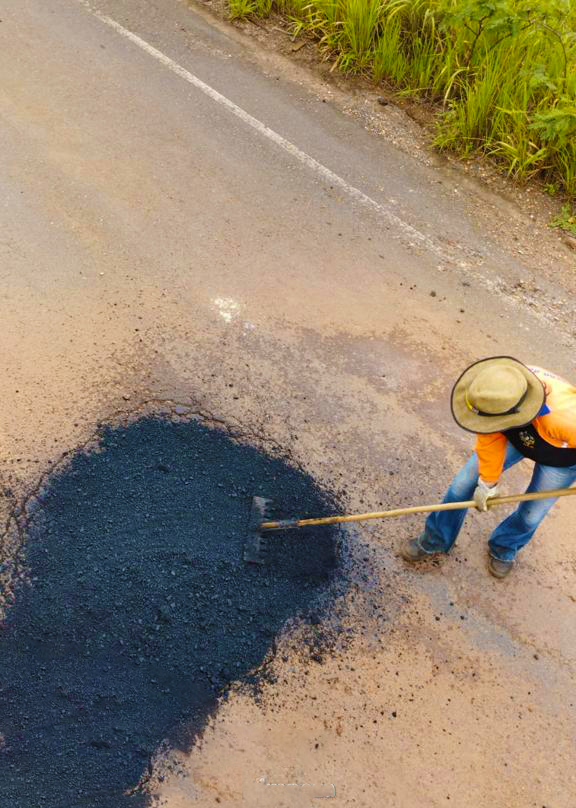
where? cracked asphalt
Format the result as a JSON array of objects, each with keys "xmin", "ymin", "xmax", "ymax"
[{"xmin": 1, "ymin": 0, "xmax": 576, "ymax": 806}]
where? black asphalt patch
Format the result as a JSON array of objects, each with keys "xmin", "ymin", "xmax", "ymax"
[{"xmin": 0, "ymin": 417, "xmax": 341, "ymax": 808}]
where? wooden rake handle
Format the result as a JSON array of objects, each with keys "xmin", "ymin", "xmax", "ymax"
[{"xmin": 260, "ymin": 486, "xmax": 576, "ymax": 530}]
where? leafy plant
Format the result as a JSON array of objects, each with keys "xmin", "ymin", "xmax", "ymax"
[
  {"xmin": 550, "ymin": 203, "xmax": 576, "ymax": 234},
  {"xmin": 530, "ymin": 104, "xmax": 576, "ymax": 143}
]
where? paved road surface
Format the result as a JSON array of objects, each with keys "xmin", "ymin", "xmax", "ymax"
[{"xmin": 1, "ymin": 1, "xmax": 575, "ymax": 806}]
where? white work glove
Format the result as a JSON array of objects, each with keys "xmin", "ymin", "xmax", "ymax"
[{"xmin": 473, "ymin": 479, "xmax": 500, "ymax": 511}]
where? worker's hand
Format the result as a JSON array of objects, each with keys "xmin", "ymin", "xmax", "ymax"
[{"xmin": 473, "ymin": 479, "xmax": 500, "ymax": 511}]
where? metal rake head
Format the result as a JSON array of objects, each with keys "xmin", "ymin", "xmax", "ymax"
[{"xmin": 243, "ymin": 496, "xmax": 274, "ymax": 565}]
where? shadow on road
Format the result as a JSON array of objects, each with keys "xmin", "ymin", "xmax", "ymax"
[{"xmin": 0, "ymin": 417, "xmax": 341, "ymax": 807}]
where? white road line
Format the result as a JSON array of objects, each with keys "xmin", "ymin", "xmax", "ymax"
[{"xmin": 77, "ymin": 1, "xmax": 451, "ymax": 261}]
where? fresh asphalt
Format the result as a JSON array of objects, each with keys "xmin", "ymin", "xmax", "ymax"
[{"xmin": 0, "ymin": 418, "xmax": 340, "ymax": 806}]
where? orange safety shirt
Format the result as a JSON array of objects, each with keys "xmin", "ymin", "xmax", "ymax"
[{"xmin": 476, "ymin": 367, "xmax": 576, "ymax": 483}]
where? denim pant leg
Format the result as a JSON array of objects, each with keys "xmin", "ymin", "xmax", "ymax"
[
  {"xmin": 489, "ymin": 461, "xmax": 576, "ymax": 562},
  {"xmin": 422, "ymin": 445, "xmax": 524, "ymax": 554}
]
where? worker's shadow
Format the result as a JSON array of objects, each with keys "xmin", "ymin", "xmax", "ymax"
[{"xmin": 0, "ymin": 417, "xmax": 341, "ymax": 808}]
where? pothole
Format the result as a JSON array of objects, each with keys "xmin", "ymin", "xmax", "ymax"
[{"xmin": 0, "ymin": 415, "xmax": 342, "ymax": 807}]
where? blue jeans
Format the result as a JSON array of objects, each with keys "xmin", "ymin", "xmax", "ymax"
[{"xmin": 422, "ymin": 444, "xmax": 576, "ymax": 562}]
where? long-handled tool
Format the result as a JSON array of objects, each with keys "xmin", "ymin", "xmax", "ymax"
[{"xmin": 244, "ymin": 487, "xmax": 576, "ymax": 564}]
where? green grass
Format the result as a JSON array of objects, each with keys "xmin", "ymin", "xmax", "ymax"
[{"xmin": 227, "ymin": 0, "xmax": 576, "ymax": 197}]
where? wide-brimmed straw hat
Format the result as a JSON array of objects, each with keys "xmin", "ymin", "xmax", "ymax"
[{"xmin": 451, "ymin": 356, "xmax": 545, "ymax": 434}]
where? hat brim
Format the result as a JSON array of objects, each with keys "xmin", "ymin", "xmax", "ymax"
[{"xmin": 451, "ymin": 357, "xmax": 545, "ymax": 434}]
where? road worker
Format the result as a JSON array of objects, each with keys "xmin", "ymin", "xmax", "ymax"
[{"xmin": 401, "ymin": 357, "xmax": 576, "ymax": 578}]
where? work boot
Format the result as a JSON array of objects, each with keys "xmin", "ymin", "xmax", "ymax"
[
  {"xmin": 400, "ymin": 536, "xmax": 439, "ymax": 562},
  {"xmin": 488, "ymin": 555, "xmax": 514, "ymax": 579}
]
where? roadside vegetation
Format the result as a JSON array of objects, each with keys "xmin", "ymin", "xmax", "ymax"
[{"xmin": 228, "ymin": 0, "xmax": 576, "ymax": 207}]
